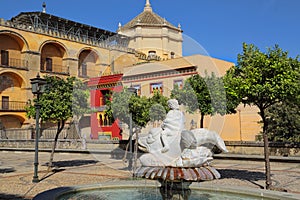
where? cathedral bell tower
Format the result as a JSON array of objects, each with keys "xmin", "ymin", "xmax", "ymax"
[{"xmin": 117, "ymin": 0, "xmax": 183, "ymax": 61}]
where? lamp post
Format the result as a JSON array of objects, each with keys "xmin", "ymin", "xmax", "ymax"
[
  {"xmin": 30, "ymin": 74, "xmax": 46, "ymax": 183},
  {"xmin": 127, "ymin": 86, "xmax": 137, "ymax": 171}
]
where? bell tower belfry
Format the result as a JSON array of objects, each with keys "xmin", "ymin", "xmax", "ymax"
[{"xmin": 117, "ymin": 0, "xmax": 183, "ymax": 60}]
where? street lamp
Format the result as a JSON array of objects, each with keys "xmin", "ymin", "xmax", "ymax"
[
  {"xmin": 127, "ymin": 85, "xmax": 137, "ymax": 171},
  {"xmin": 30, "ymin": 73, "xmax": 46, "ymax": 183}
]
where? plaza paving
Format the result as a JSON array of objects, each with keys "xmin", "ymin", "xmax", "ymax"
[{"xmin": 0, "ymin": 150, "xmax": 299, "ymax": 199}]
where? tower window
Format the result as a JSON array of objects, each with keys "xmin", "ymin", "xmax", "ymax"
[
  {"xmin": 171, "ymin": 52, "xmax": 175, "ymax": 59},
  {"xmin": 148, "ymin": 51, "xmax": 158, "ymax": 61},
  {"xmin": 148, "ymin": 51, "xmax": 156, "ymax": 56}
]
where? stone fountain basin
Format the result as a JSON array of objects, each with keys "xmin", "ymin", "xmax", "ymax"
[{"xmin": 33, "ymin": 181, "xmax": 300, "ymax": 200}]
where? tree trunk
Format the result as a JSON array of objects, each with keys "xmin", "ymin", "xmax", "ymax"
[
  {"xmin": 73, "ymin": 116, "xmax": 86, "ymax": 149},
  {"xmin": 260, "ymin": 108, "xmax": 272, "ymax": 189},
  {"xmin": 200, "ymin": 113, "xmax": 205, "ymax": 128},
  {"xmin": 48, "ymin": 120, "xmax": 65, "ymax": 171}
]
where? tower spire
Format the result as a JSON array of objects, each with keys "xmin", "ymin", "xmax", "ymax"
[
  {"xmin": 144, "ymin": 0, "xmax": 152, "ymax": 12},
  {"xmin": 42, "ymin": 2, "xmax": 46, "ymax": 13}
]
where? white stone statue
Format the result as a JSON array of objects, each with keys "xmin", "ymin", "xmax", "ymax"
[
  {"xmin": 160, "ymin": 99, "xmax": 185, "ymax": 153},
  {"xmin": 138, "ymin": 99, "xmax": 228, "ymax": 167}
]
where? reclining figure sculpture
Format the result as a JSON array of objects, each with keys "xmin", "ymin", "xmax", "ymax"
[{"xmin": 138, "ymin": 99, "xmax": 228, "ymax": 167}]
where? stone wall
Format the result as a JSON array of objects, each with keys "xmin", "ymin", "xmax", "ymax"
[
  {"xmin": 0, "ymin": 139, "xmax": 120, "ymax": 151},
  {"xmin": 225, "ymin": 141, "xmax": 300, "ymax": 156},
  {"xmin": 0, "ymin": 139, "xmax": 83, "ymax": 149},
  {"xmin": 0, "ymin": 139, "xmax": 299, "ymax": 157}
]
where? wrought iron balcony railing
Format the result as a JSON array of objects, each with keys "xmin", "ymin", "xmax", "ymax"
[
  {"xmin": 40, "ymin": 63, "xmax": 70, "ymax": 75},
  {"xmin": 0, "ymin": 101, "xmax": 27, "ymax": 111},
  {"xmin": 0, "ymin": 58, "xmax": 29, "ymax": 70}
]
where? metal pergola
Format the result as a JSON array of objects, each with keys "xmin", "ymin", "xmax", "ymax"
[{"xmin": 10, "ymin": 12, "xmax": 130, "ymax": 49}]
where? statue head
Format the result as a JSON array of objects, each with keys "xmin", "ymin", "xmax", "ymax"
[{"xmin": 167, "ymin": 99, "xmax": 179, "ymax": 110}]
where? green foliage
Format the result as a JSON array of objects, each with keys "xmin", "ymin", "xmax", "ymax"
[
  {"xmin": 107, "ymin": 88, "xmax": 169, "ymax": 129},
  {"xmin": 149, "ymin": 90, "xmax": 169, "ymax": 109},
  {"xmin": 223, "ymin": 70, "xmax": 241, "ymax": 114},
  {"xmin": 266, "ymin": 100, "xmax": 300, "ymax": 142},
  {"xmin": 149, "ymin": 104, "xmax": 166, "ymax": 122},
  {"xmin": 186, "ymin": 74, "xmax": 211, "ymax": 114},
  {"xmin": 129, "ymin": 94, "xmax": 151, "ymax": 127},
  {"xmin": 25, "ymin": 99, "xmax": 36, "ymax": 119},
  {"xmin": 171, "ymin": 73, "xmax": 234, "ymax": 127},
  {"xmin": 171, "ymin": 81, "xmax": 198, "ymax": 113},
  {"xmin": 148, "ymin": 91, "xmax": 169, "ymax": 122},
  {"xmin": 225, "ymin": 43, "xmax": 300, "ymax": 188},
  {"xmin": 205, "ymin": 72, "xmax": 229, "ymax": 115},
  {"xmin": 230, "ymin": 43, "xmax": 299, "ymax": 111},
  {"xmin": 226, "ymin": 43, "xmax": 300, "ymax": 139},
  {"xmin": 26, "ymin": 76, "xmax": 89, "ymax": 122},
  {"xmin": 26, "ymin": 76, "xmax": 89, "ymax": 168},
  {"xmin": 72, "ymin": 78, "xmax": 90, "ymax": 118},
  {"xmin": 109, "ymin": 87, "xmax": 132, "ymax": 126}
]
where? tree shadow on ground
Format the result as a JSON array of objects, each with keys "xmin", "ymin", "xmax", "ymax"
[
  {"xmin": 0, "ymin": 193, "xmax": 30, "ymax": 200},
  {"xmin": 39, "ymin": 160, "xmax": 98, "ymax": 181},
  {"xmin": 218, "ymin": 169, "xmax": 265, "ymax": 180},
  {"xmin": 42, "ymin": 159, "xmax": 98, "ymax": 168},
  {"xmin": 217, "ymin": 169, "xmax": 266, "ymax": 189},
  {"xmin": 0, "ymin": 167, "xmax": 15, "ymax": 174}
]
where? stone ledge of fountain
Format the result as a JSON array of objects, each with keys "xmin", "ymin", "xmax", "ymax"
[
  {"xmin": 33, "ymin": 181, "xmax": 300, "ymax": 200},
  {"xmin": 191, "ymin": 184, "xmax": 300, "ymax": 200}
]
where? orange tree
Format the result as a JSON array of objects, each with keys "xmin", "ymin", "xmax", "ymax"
[
  {"xmin": 224, "ymin": 43, "xmax": 300, "ymax": 189},
  {"xmin": 26, "ymin": 76, "xmax": 89, "ymax": 170}
]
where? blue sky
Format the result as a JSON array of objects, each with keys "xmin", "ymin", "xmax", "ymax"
[{"xmin": 1, "ymin": 0, "xmax": 299, "ymax": 63}]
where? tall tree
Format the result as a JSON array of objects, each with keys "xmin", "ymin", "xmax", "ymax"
[
  {"xmin": 225, "ymin": 43, "xmax": 300, "ymax": 189},
  {"xmin": 171, "ymin": 73, "xmax": 234, "ymax": 128},
  {"xmin": 26, "ymin": 76, "xmax": 89, "ymax": 170}
]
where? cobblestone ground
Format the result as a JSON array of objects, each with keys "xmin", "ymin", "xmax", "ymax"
[{"xmin": 0, "ymin": 151, "xmax": 299, "ymax": 199}]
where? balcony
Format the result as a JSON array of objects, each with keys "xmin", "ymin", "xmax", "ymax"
[
  {"xmin": 0, "ymin": 101, "xmax": 27, "ymax": 111},
  {"xmin": 40, "ymin": 62, "xmax": 70, "ymax": 76},
  {"xmin": 0, "ymin": 58, "xmax": 29, "ymax": 70}
]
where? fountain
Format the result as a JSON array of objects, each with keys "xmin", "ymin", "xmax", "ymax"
[
  {"xmin": 134, "ymin": 99, "xmax": 228, "ymax": 199},
  {"xmin": 33, "ymin": 99, "xmax": 300, "ymax": 200}
]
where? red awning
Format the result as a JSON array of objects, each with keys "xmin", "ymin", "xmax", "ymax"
[{"xmin": 88, "ymin": 74, "xmax": 123, "ymax": 87}]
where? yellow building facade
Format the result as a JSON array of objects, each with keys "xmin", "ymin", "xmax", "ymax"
[
  {"xmin": 0, "ymin": 0, "xmax": 261, "ymax": 140},
  {"xmin": 0, "ymin": 11, "xmax": 140, "ymax": 129}
]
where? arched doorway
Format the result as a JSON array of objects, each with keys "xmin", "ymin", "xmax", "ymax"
[
  {"xmin": 78, "ymin": 49, "xmax": 99, "ymax": 77},
  {"xmin": 0, "ymin": 33, "xmax": 28, "ymax": 69},
  {"xmin": 40, "ymin": 42, "xmax": 68, "ymax": 74},
  {"xmin": 0, "ymin": 115, "xmax": 25, "ymax": 128}
]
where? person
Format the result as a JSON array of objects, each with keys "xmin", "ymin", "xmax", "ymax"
[{"xmin": 160, "ymin": 99, "xmax": 185, "ymax": 153}]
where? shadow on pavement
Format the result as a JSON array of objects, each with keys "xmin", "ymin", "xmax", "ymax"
[
  {"xmin": 218, "ymin": 169, "xmax": 265, "ymax": 181},
  {"xmin": 42, "ymin": 159, "xmax": 98, "ymax": 168},
  {"xmin": 0, "ymin": 167, "xmax": 15, "ymax": 174},
  {"xmin": 218, "ymin": 169, "xmax": 266, "ymax": 189},
  {"xmin": 0, "ymin": 193, "xmax": 30, "ymax": 200},
  {"xmin": 39, "ymin": 168, "xmax": 66, "ymax": 182}
]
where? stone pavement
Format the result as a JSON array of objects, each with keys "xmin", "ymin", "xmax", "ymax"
[{"xmin": 0, "ymin": 150, "xmax": 299, "ymax": 199}]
